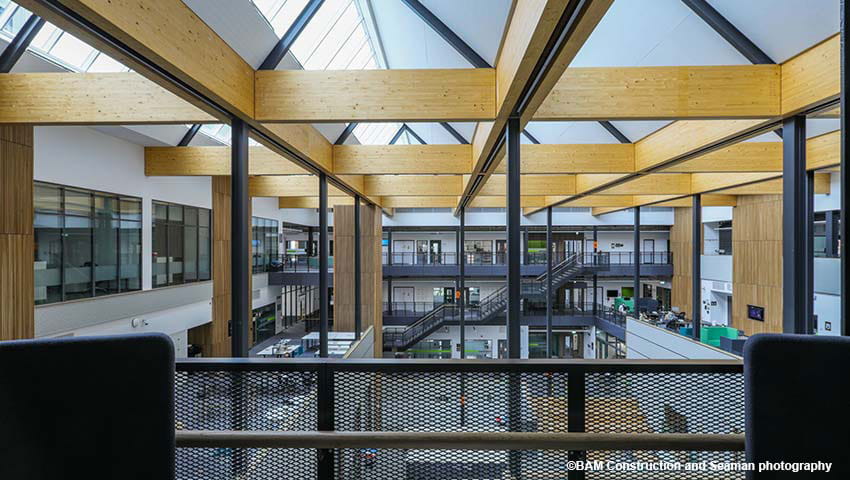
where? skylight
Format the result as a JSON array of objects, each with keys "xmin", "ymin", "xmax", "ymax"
[
  {"xmin": 251, "ymin": 0, "xmax": 380, "ymax": 71},
  {"xmin": 0, "ymin": 2, "xmax": 129, "ymax": 72},
  {"xmin": 353, "ymin": 123, "xmax": 403, "ymax": 145}
]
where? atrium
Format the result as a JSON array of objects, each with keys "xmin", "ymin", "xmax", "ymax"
[{"xmin": 0, "ymin": 0, "xmax": 847, "ymax": 478}]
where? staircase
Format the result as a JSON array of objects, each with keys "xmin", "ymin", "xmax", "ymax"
[{"xmin": 383, "ymin": 285, "xmax": 508, "ymax": 351}]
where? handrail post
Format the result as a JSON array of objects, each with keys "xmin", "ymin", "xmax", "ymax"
[
  {"xmin": 568, "ymin": 369, "xmax": 587, "ymax": 479},
  {"xmin": 317, "ymin": 363, "xmax": 335, "ymax": 479}
]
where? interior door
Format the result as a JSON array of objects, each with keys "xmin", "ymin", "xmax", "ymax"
[
  {"xmin": 444, "ymin": 287, "xmax": 455, "ymax": 304},
  {"xmin": 643, "ymin": 239, "xmax": 655, "ymax": 263},
  {"xmin": 430, "ymin": 240, "xmax": 442, "ymax": 264},
  {"xmin": 495, "ymin": 239, "xmax": 506, "ymax": 264},
  {"xmin": 416, "ymin": 240, "xmax": 429, "ymax": 265}
]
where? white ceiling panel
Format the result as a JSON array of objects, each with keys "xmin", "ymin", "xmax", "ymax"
[
  {"xmin": 572, "ymin": 0, "xmax": 748, "ymax": 67},
  {"xmin": 370, "ymin": 0, "xmax": 469, "ymax": 68},
  {"xmin": 419, "ymin": 0, "xmax": 511, "ymax": 66},
  {"xmin": 525, "ymin": 122, "xmax": 621, "ymax": 144},
  {"xmin": 609, "ymin": 121, "xmax": 673, "ymax": 142},
  {"xmin": 708, "ymin": 0, "xmax": 839, "ymax": 63}
]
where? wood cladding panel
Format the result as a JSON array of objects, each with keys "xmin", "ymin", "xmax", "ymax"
[
  {"xmin": 732, "ymin": 195, "xmax": 783, "ymax": 335},
  {"xmin": 669, "ymin": 207, "xmax": 692, "ymax": 315},
  {"xmin": 333, "ymin": 204, "xmax": 382, "ymax": 357},
  {"xmin": 537, "ymin": 65, "xmax": 781, "ymax": 120},
  {"xmin": 256, "ymin": 69, "xmax": 496, "ymax": 122},
  {"xmin": 0, "ymin": 125, "xmax": 34, "ymax": 340},
  {"xmin": 0, "ymin": 73, "xmax": 215, "ymax": 124}
]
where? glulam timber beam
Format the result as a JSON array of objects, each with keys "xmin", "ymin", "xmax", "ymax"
[
  {"xmin": 145, "ymin": 146, "xmax": 308, "ymax": 176},
  {"xmin": 250, "ymin": 175, "xmax": 366, "ymax": 198},
  {"xmin": 492, "ymin": 143, "xmax": 634, "ymax": 173},
  {"xmin": 535, "ymin": 65, "xmax": 781, "ymax": 120},
  {"xmin": 16, "ymin": 0, "xmax": 255, "ymax": 119},
  {"xmin": 16, "ymin": 0, "xmax": 374, "ymax": 207},
  {"xmin": 459, "ymin": 0, "xmax": 613, "ymax": 212},
  {"xmin": 278, "ymin": 197, "xmax": 356, "ymax": 209},
  {"xmin": 471, "ymin": 174, "xmax": 577, "ymax": 196},
  {"xmin": 0, "ymin": 73, "xmax": 215, "ymax": 124},
  {"xmin": 255, "ymin": 69, "xmax": 497, "ymax": 122},
  {"xmin": 332, "ymin": 145, "xmax": 472, "ymax": 174}
]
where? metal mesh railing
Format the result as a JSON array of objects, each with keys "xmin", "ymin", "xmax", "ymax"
[{"xmin": 175, "ymin": 360, "xmax": 743, "ymax": 479}]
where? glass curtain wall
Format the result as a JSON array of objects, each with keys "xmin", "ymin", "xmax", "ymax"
[
  {"xmin": 252, "ymin": 216, "xmax": 280, "ymax": 273},
  {"xmin": 152, "ymin": 201, "xmax": 211, "ymax": 287},
  {"xmin": 34, "ymin": 182, "xmax": 141, "ymax": 305}
]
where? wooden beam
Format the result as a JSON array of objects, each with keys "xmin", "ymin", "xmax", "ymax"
[
  {"xmin": 249, "ymin": 175, "xmax": 364, "ymax": 197},
  {"xmin": 17, "ymin": 0, "xmax": 255, "ymax": 119},
  {"xmin": 469, "ymin": 196, "xmax": 546, "ymax": 208},
  {"xmin": 380, "ymin": 196, "xmax": 459, "ymax": 209},
  {"xmin": 461, "ymin": 0, "xmax": 613, "ymax": 209},
  {"xmin": 648, "ymin": 194, "xmax": 737, "ymax": 208},
  {"xmin": 664, "ymin": 142, "xmax": 782, "ymax": 172},
  {"xmin": 0, "ymin": 73, "xmax": 215, "ymax": 124},
  {"xmin": 690, "ymin": 172, "xmax": 780, "ymax": 194},
  {"xmin": 255, "ymin": 69, "xmax": 497, "ymax": 122},
  {"xmin": 332, "ymin": 145, "xmax": 472, "ymax": 174},
  {"xmin": 807, "ymin": 130, "xmax": 841, "ymax": 170},
  {"xmin": 254, "ymin": 123, "xmax": 334, "ymax": 173},
  {"xmin": 493, "ymin": 143, "xmax": 634, "ymax": 174},
  {"xmin": 781, "ymin": 34, "xmax": 839, "ymax": 116},
  {"xmin": 471, "ymin": 174, "xmax": 577, "ymax": 196},
  {"xmin": 145, "ymin": 146, "xmax": 308, "ymax": 176},
  {"xmin": 363, "ymin": 175, "xmax": 464, "ymax": 197},
  {"xmin": 716, "ymin": 175, "xmax": 831, "ymax": 195},
  {"xmin": 278, "ymin": 197, "xmax": 355, "ymax": 209},
  {"xmin": 535, "ymin": 65, "xmax": 780, "ymax": 120},
  {"xmin": 588, "ymin": 174, "xmax": 693, "ymax": 195}
]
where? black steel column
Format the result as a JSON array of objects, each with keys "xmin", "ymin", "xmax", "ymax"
[
  {"xmin": 354, "ymin": 196, "xmax": 362, "ymax": 340},
  {"xmin": 592, "ymin": 227, "xmax": 598, "ymax": 317},
  {"xmin": 231, "ymin": 119, "xmax": 250, "ymax": 357},
  {"xmin": 783, "ymin": 116, "xmax": 808, "ymax": 333},
  {"xmin": 387, "ymin": 228, "xmax": 393, "ymax": 265},
  {"xmin": 318, "ymin": 173, "xmax": 329, "ymax": 357},
  {"xmin": 506, "ymin": 117, "xmax": 522, "ymax": 358},
  {"xmin": 523, "ymin": 227, "xmax": 530, "ymax": 265},
  {"xmin": 459, "ymin": 208, "xmax": 466, "ymax": 356},
  {"xmin": 387, "ymin": 278, "xmax": 393, "ymax": 315},
  {"xmin": 307, "ymin": 227, "xmax": 314, "ymax": 257},
  {"xmin": 0, "ymin": 14, "xmax": 45, "ymax": 73},
  {"xmin": 692, "ymin": 195, "xmax": 702, "ymax": 341},
  {"xmin": 806, "ymin": 171, "xmax": 815, "ymax": 334},
  {"xmin": 841, "ymin": 0, "xmax": 849, "ymax": 336},
  {"xmin": 826, "ymin": 210, "xmax": 838, "ymax": 257},
  {"xmin": 546, "ymin": 207, "xmax": 553, "ymax": 358},
  {"xmin": 633, "ymin": 206, "xmax": 641, "ymax": 311}
]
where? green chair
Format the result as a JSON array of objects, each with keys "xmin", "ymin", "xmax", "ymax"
[{"xmin": 700, "ymin": 326, "xmax": 739, "ymax": 348}]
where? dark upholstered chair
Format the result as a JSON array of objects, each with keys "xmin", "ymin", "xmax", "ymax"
[
  {"xmin": 745, "ymin": 334, "xmax": 850, "ymax": 478},
  {"xmin": 0, "ymin": 334, "xmax": 175, "ymax": 480}
]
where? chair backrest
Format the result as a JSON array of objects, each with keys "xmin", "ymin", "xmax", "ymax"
[
  {"xmin": 744, "ymin": 334, "xmax": 850, "ymax": 477},
  {"xmin": 0, "ymin": 333, "xmax": 175, "ymax": 480}
]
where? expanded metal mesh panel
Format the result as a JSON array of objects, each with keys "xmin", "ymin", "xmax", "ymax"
[
  {"xmin": 175, "ymin": 370, "xmax": 318, "ymax": 479},
  {"xmin": 585, "ymin": 371, "xmax": 744, "ymax": 480},
  {"xmin": 334, "ymin": 371, "xmax": 569, "ymax": 433}
]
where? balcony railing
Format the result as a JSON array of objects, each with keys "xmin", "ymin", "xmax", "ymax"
[
  {"xmin": 175, "ymin": 359, "xmax": 744, "ymax": 479},
  {"xmin": 382, "ymin": 251, "xmax": 672, "ymax": 266},
  {"xmin": 270, "ymin": 254, "xmax": 334, "ymax": 273}
]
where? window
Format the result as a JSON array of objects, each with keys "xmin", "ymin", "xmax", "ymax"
[
  {"xmin": 34, "ymin": 182, "xmax": 141, "ymax": 305},
  {"xmin": 253, "ymin": 216, "xmax": 280, "ymax": 273},
  {"xmin": 152, "ymin": 201, "xmax": 211, "ymax": 287}
]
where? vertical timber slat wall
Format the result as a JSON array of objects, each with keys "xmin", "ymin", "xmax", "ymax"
[
  {"xmin": 732, "ymin": 194, "xmax": 783, "ymax": 335},
  {"xmin": 0, "ymin": 125, "xmax": 34, "ymax": 340},
  {"xmin": 333, "ymin": 203, "xmax": 383, "ymax": 357},
  {"xmin": 670, "ymin": 207, "xmax": 693, "ymax": 314}
]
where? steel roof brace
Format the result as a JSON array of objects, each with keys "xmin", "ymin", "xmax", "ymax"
[
  {"xmin": 0, "ymin": 13, "xmax": 46, "ymax": 73},
  {"xmin": 334, "ymin": 122, "xmax": 358, "ymax": 145},
  {"xmin": 259, "ymin": 0, "xmax": 325, "ymax": 70},
  {"xmin": 399, "ymin": 0, "xmax": 491, "ymax": 68}
]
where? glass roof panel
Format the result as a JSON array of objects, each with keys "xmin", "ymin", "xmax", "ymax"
[
  {"xmin": 250, "ymin": 0, "xmax": 309, "ymax": 38},
  {"xmin": 354, "ymin": 123, "xmax": 404, "ymax": 145},
  {"xmin": 0, "ymin": 3, "xmax": 129, "ymax": 72}
]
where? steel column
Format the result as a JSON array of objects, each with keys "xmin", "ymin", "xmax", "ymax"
[
  {"xmin": 592, "ymin": 227, "xmax": 598, "ymax": 317},
  {"xmin": 825, "ymin": 210, "xmax": 838, "ymax": 257},
  {"xmin": 387, "ymin": 278, "xmax": 393, "ymax": 316},
  {"xmin": 307, "ymin": 227, "xmax": 314, "ymax": 257},
  {"xmin": 783, "ymin": 116, "xmax": 808, "ymax": 334},
  {"xmin": 506, "ymin": 117, "xmax": 522, "ymax": 358},
  {"xmin": 387, "ymin": 228, "xmax": 393, "ymax": 265},
  {"xmin": 692, "ymin": 195, "xmax": 702, "ymax": 341},
  {"xmin": 0, "ymin": 14, "xmax": 46, "ymax": 73},
  {"xmin": 842, "ymin": 0, "xmax": 849, "ymax": 336},
  {"xmin": 806, "ymin": 171, "xmax": 815, "ymax": 334},
  {"xmin": 633, "ymin": 207, "xmax": 641, "ymax": 310},
  {"xmin": 231, "ymin": 119, "xmax": 250, "ymax": 357},
  {"xmin": 459, "ymin": 209, "xmax": 466, "ymax": 356},
  {"xmin": 523, "ymin": 227, "xmax": 529, "ymax": 265},
  {"xmin": 319, "ymin": 173, "xmax": 329, "ymax": 357},
  {"xmin": 546, "ymin": 207, "xmax": 553, "ymax": 358},
  {"xmin": 354, "ymin": 196, "xmax": 362, "ymax": 341}
]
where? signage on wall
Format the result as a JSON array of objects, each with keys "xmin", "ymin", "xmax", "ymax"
[{"xmin": 747, "ymin": 305, "xmax": 765, "ymax": 322}]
